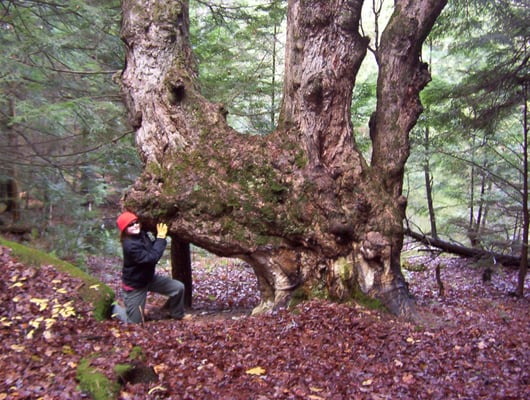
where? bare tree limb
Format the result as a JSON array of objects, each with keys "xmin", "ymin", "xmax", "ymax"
[{"xmin": 405, "ymin": 228, "xmax": 521, "ymax": 268}]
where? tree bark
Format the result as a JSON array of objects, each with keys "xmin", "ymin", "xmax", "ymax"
[{"xmin": 119, "ymin": 0, "xmax": 448, "ymax": 319}]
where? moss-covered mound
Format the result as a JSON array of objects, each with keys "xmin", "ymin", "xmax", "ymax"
[{"xmin": 0, "ymin": 236, "xmax": 115, "ymax": 321}]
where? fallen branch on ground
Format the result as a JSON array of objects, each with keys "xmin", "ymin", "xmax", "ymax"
[{"xmin": 405, "ymin": 228, "xmax": 520, "ymax": 268}]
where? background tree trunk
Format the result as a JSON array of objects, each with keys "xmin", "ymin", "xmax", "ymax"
[
  {"xmin": 517, "ymin": 77, "xmax": 528, "ymax": 297},
  {"xmin": 119, "ymin": 0, "xmax": 448, "ymax": 319},
  {"xmin": 1, "ymin": 97, "xmax": 20, "ymax": 223},
  {"xmin": 171, "ymin": 237, "xmax": 192, "ymax": 307},
  {"xmin": 423, "ymin": 126, "xmax": 438, "ymax": 238}
]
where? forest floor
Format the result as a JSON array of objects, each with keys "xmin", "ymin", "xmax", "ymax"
[{"xmin": 0, "ymin": 243, "xmax": 529, "ymax": 400}]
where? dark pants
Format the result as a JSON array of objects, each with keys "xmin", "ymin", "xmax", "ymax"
[{"xmin": 117, "ymin": 275, "xmax": 185, "ymax": 323}]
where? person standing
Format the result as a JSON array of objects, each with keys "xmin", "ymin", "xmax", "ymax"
[{"xmin": 113, "ymin": 211, "xmax": 186, "ymax": 323}]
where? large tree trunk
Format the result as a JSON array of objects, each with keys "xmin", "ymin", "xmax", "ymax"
[{"xmin": 119, "ymin": 0, "xmax": 447, "ymax": 319}]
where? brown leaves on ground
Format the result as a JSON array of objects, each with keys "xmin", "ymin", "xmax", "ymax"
[{"xmin": 1, "ymin": 245, "xmax": 529, "ymax": 399}]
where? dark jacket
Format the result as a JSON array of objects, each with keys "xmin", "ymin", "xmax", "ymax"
[{"xmin": 121, "ymin": 231, "xmax": 167, "ymax": 289}]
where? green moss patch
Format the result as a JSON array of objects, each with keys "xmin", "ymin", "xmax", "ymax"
[
  {"xmin": 352, "ymin": 286, "xmax": 386, "ymax": 310},
  {"xmin": 77, "ymin": 358, "xmax": 120, "ymax": 400}
]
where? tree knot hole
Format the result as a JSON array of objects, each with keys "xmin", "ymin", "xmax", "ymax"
[
  {"xmin": 168, "ymin": 82, "xmax": 186, "ymax": 104},
  {"xmin": 303, "ymin": 73, "xmax": 323, "ymax": 106}
]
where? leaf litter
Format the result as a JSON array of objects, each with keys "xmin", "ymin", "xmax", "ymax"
[{"xmin": 0, "ymin": 245, "xmax": 528, "ymax": 399}]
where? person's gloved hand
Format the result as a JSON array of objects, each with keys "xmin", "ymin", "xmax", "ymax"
[{"xmin": 156, "ymin": 223, "xmax": 168, "ymax": 239}]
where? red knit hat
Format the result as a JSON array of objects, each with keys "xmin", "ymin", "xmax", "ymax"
[{"xmin": 116, "ymin": 211, "xmax": 138, "ymax": 233}]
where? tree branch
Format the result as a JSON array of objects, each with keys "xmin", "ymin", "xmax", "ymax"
[{"xmin": 405, "ymin": 228, "xmax": 521, "ymax": 268}]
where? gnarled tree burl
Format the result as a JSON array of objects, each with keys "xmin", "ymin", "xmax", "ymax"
[{"xmin": 119, "ymin": 0, "xmax": 447, "ymax": 319}]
